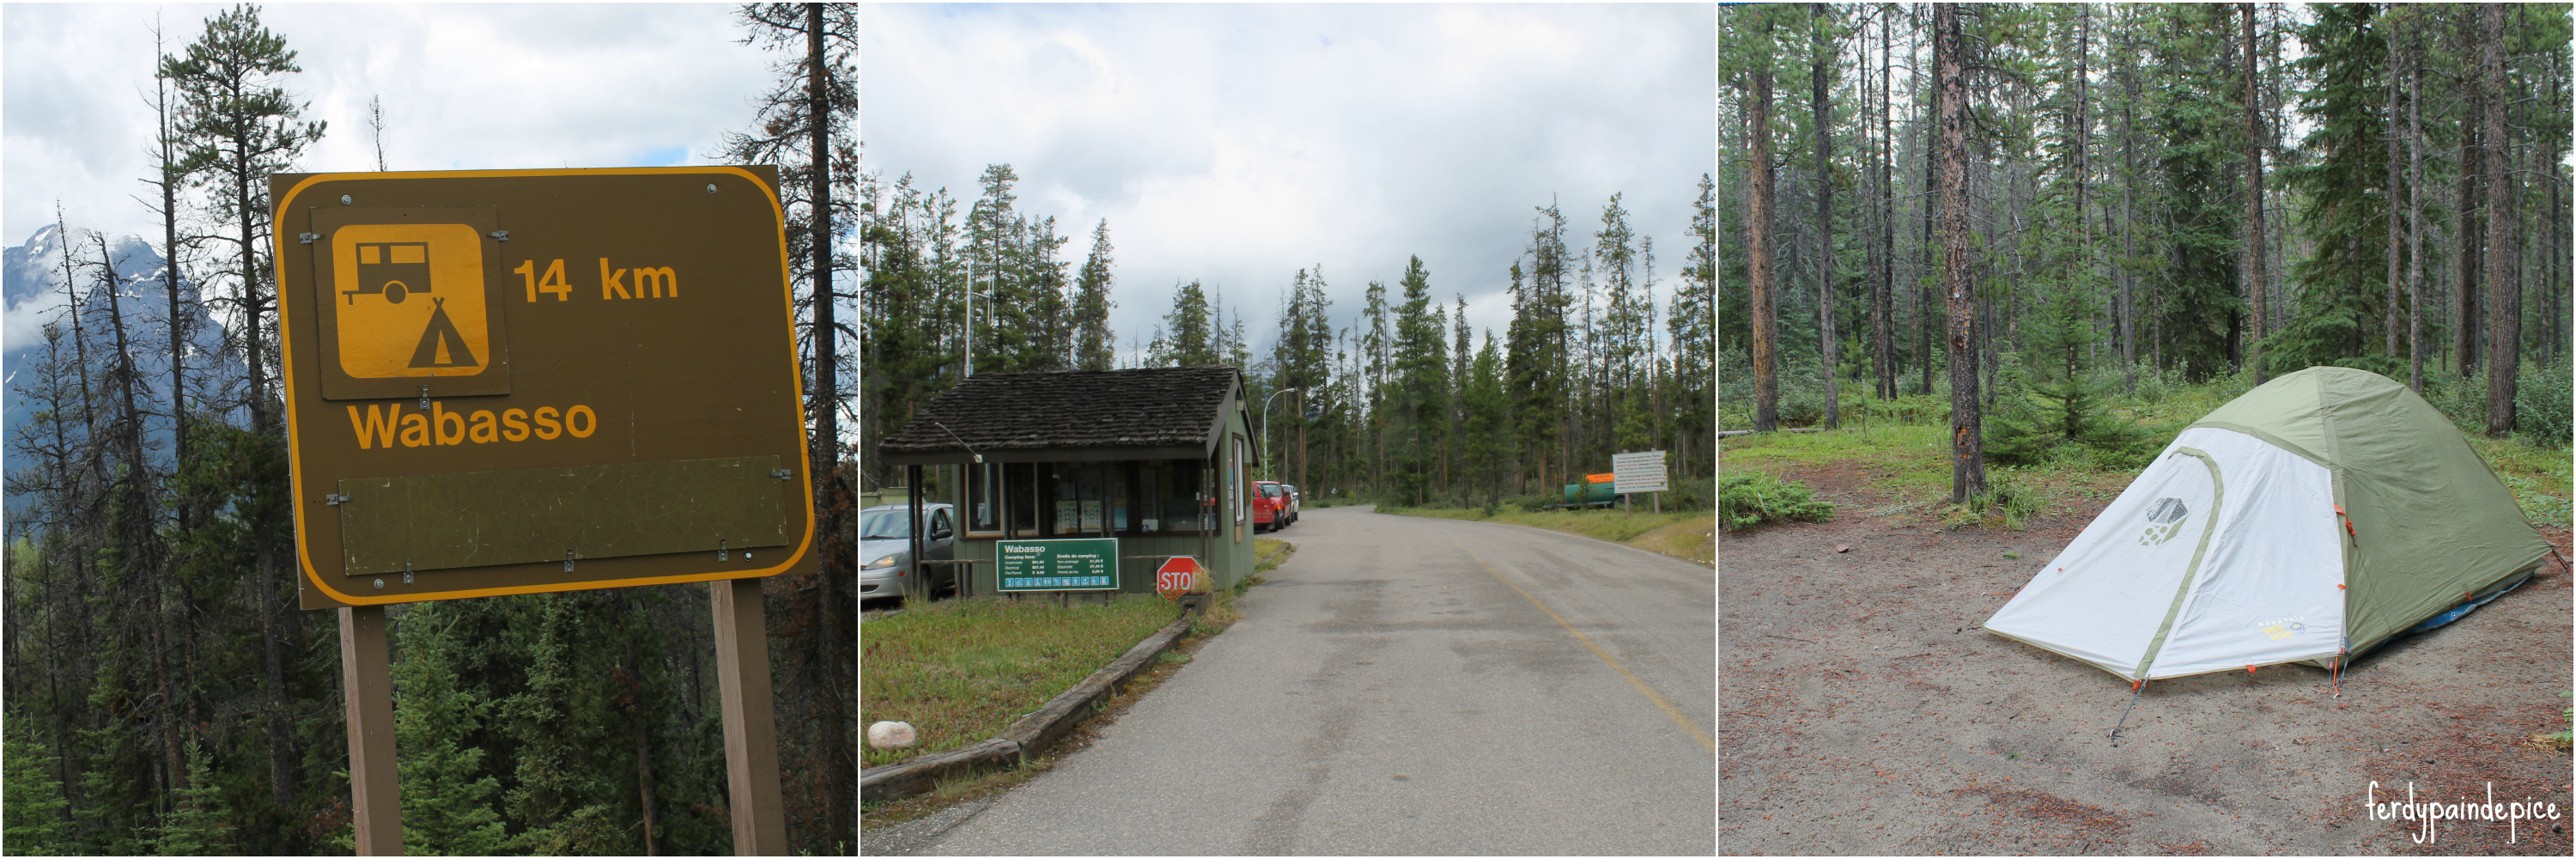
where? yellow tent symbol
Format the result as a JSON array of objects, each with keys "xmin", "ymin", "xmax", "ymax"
[
  {"xmin": 330, "ymin": 223, "xmax": 487, "ymax": 379},
  {"xmin": 408, "ymin": 298, "xmax": 477, "ymax": 368}
]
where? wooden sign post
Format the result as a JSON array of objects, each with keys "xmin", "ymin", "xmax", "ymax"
[
  {"xmin": 277, "ymin": 167, "xmax": 815, "ymax": 856},
  {"xmin": 713, "ymin": 576, "xmax": 790, "ymax": 854},
  {"xmin": 339, "ymin": 606, "xmax": 402, "ymax": 856}
]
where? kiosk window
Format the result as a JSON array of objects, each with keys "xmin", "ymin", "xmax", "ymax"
[
  {"xmin": 1110, "ymin": 466, "xmax": 1130, "ymax": 533},
  {"xmin": 1040, "ymin": 463, "xmax": 1116, "ymax": 537},
  {"xmin": 963, "ymin": 461, "xmax": 1001, "ymax": 534},
  {"xmin": 1143, "ymin": 460, "xmax": 1204, "ymax": 534},
  {"xmin": 1005, "ymin": 462, "xmax": 1040, "ymax": 537}
]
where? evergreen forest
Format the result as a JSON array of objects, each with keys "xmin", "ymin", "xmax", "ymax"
[
  {"xmin": 1721, "ymin": 3, "xmax": 2574, "ymax": 503},
  {"xmin": 4, "ymin": 4, "xmax": 858, "ymax": 855},
  {"xmin": 859, "ymin": 165, "xmax": 1716, "ymax": 509}
]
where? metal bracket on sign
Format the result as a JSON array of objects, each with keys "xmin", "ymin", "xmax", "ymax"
[
  {"xmin": 403, "ymin": 559, "xmax": 414, "ymax": 585},
  {"xmin": 719, "ymin": 539, "xmax": 729, "ymax": 562},
  {"xmin": 770, "ymin": 469, "xmax": 792, "ymax": 480},
  {"xmin": 563, "ymin": 550, "xmax": 575, "ymax": 573},
  {"xmin": 299, "ymin": 232, "xmax": 319, "ymax": 244},
  {"xmin": 489, "ymin": 230, "xmax": 509, "ymax": 241},
  {"xmin": 325, "ymin": 493, "xmax": 350, "ymax": 506},
  {"xmin": 419, "ymin": 386, "xmax": 431, "ymax": 411}
]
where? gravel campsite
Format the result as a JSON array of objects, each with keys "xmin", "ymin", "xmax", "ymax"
[{"xmin": 1718, "ymin": 461, "xmax": 2574, "ymax": 856}]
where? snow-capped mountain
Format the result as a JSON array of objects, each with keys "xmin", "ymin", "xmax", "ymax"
[{"xmin": 3, "ymin": 223, "xmax": 244, "ymax": 490}]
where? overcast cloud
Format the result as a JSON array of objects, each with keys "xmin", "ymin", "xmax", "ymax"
[
  {"xmin": 860, "ymin": 3, "xmax": 1716, "ymax": 363},
  {"xmin": 3, "ymin": 3, "xmax": 779, "ymax": 257}
]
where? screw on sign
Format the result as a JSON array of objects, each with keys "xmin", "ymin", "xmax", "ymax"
[{"xmin": 1156, "ymin": 556, "xmax": 1206, "ymax": 600}]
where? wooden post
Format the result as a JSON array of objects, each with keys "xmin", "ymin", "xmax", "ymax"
[
  {"xmin": 337, "ymin": 606, "xmax": 403, "ymax": 856},
  {"xmin": 712, "ymin": 576, "xmax": 788, "ymax": 855}
]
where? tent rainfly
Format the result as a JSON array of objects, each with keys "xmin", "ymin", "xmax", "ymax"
[{"xmin": 1985, "ymin": 366, "xmax": 2552, "ymax": 684}]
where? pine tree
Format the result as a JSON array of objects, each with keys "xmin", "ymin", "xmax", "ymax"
[
  {"xmin": 393, "ymin": 606, "xmax": 509, "ymax": 856},
  {"xmin": 159, "ymin": 4, "xmax": 324, "ymax": 810},
  {"xmin": 1072, "ymin": 219, "xmax": 1118, "ymax": 370},
  {"xmin": 1461, "ymin": 332, "xmax": 1510, "ymax": 506},
  {"xmin": 3, "ymin": 726, "xmax": 72, "ymax": 854},
  {"xmin": 1670, "ymin": 175, "xmax": 1715, "ymax": 479},
  {"xmin": 1151, "ymin": 280, "xmax": 1218, "ymax": 367},
  {"xmin": 151, "ymin": 738, "xmax": 230, "ymax": 856},
  {"xmin": 1388, "ymin": 257, "xmax": 1449, "ymax": 505}
]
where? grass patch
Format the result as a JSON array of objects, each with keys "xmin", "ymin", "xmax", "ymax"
[
  {"xmin": 1714, "ymin": 369, "xmax": 2572, "ymax": 532},
  {"xmin": 863, "ymin": 595, "xmax": 1242, "ymax": 830},
  {"xmin": 2467, "ymin": 435, "xmax": 2574, "ymax": 527},
  {"xmin": 860, "ymin": 594, "xmax": 1182, "ymax": 769},
  {"xmin": 1374, "ymin": 505, "xmax": 1713, "ymax": 563},
  {"xmin": 1255, "ymin": 537, "xmax": 1291, "ymax": 572}
]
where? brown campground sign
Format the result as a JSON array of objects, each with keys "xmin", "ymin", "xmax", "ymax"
[{"xmin": 276, "ymin": 167, "xmax": 816, "ymax": 608}]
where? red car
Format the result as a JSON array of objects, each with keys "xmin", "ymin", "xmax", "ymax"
[{"xmin": 1253, "ymin": 480, "xmax": 1287, "ymax": 532}]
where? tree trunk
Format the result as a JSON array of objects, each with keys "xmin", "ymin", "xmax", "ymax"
[
  {"xmin": 1936, "ymin": 3, "xmax": 1984, "ymax": 504},
  {"xmin": 155, "ymin": 63, "xmax": 188, "ymax": 529},
  {"xmin": 807, "ymin": 3, "xmax": 840, "ymax": 525},
  {"xmin": 2384, "ymin": 28, "xmax": 2402, "ymax": 362},
  {"xmin": 2076, "ymin": 4, "xmax": 2093, "ymax": 364},
  {"xmin": 2458, "ymin": 117, "xmax": 2482, "ymax": 376},
  {"xmin": 637, "ymin": 720, "xmax": 659, "ymax": 856},
  {"xmin": 2242, "ymin": 3, "xmax": 2266, "ymax": 382},
  {"xmin": 2482, "ymin": 3, "xmax": 2514, "ymax": 436},
  {"xmin": 1886, "ymin": 6, "xmax": 1906, "ymax": 402},
  {"xmin": 1748, "ymin": 22, "xmax": 1780, "ymax": 433},
  {"xmin": 1918, "ymin": 8, "xmax": 1937, "ymax": 399},
  {"xmin": 1813, "ymin": 3, "xmax": 1838, "ymax": 429},
  {"xmin": 2407, "ymin": 34, "xmax": 2427, "ymax": 393},
  {"xmin": 97, "ymin": 233, "xmax": 184, "ymax": 806},
  {"xmin": 2122, "ymin": 21, "xmax": 2139, "ymax": 395}
]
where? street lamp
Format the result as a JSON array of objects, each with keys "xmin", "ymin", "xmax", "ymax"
[{"xmin": 1258, "ymin": 386, "xmax": 1299, "ymax": 482}]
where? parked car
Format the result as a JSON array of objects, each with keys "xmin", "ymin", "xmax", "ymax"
[
  {"xmin": 1280, "ymin": 484, "xmax": 1302, "ymax": 526},
  {"xmin": 860, "ymin": 503, "xmax": 955, "ymax": 605},
  {"xmin": 1252, "ymin": 480, "xmax": 1285, "ymax": 532}
]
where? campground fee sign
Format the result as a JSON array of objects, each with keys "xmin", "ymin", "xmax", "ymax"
[
  {"xmin": 1612, "ymin": 450, "xmax": 1668, "ymax": 495},
  {"xmin": 998, "ymin": 539, "xmax": 1121, "ymax": 591},
  {"xmin": 275, "ymin": 167, "xmax": 817, "ymax": 608}
]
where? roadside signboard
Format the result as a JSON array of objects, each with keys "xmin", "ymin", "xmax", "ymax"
[
  {"xmin": 997, "ymin": 539, "xmax": 1121, "ymax": 592},
  {"xmin": 1612, "ymin": 450, "xmax": 1669, "ymax": 495},
  {"xmin": 275, "ymin": 167, "xmax": 817, "ymax": 608},
  {"xmin": 1155, "ymin": 556, "xmax": 1206, "ymax": 600}
]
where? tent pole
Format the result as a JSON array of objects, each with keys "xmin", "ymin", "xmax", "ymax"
[{"xmin": 2108, "ymin": 679, "xmax": 2146, "ymax": 740}]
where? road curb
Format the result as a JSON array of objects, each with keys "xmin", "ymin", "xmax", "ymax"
[{"xmin": 861, "ymin": 612, "xmax": 1198, "ymax": 804}]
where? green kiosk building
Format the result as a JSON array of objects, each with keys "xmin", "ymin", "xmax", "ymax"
[{"xmin": 876, "ymin": 367, "xmax": 1261, "ymax": 595}]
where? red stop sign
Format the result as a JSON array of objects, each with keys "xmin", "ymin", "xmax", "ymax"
[{"xmin": 1156, "ymin": 557, "xmax": 1203, "ymax": 600}]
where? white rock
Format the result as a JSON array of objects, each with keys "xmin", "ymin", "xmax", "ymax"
[{"xmin": 868, "ymin": 721, "xmax": 918, "ymax": 749}]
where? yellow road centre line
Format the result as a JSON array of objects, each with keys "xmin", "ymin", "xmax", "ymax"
[{"xmin": 1455, "ymin": 541, "xmax": 1715, "ymax": 752}]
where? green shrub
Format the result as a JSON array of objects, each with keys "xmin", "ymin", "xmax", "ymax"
[
  {"xmin": 1968, "ymin": 471, "xmax": 2046, "ymax": 531},
  {"xmin": 1657, "ymin": 477, "xmax": 1713, "ymax": 512},
  {"xmin": 1718, "ymin": 472, "xmax": 1835, "ymax": 531},
  {"xmin": 2421, "ymin": 367, "xmax": 2488, "ymax": 435},
  {"xmin": 2515, "ymin": 356, "xmax": 2573, "ymax": 448}
]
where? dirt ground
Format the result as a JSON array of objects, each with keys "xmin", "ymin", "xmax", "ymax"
[{"xmin": 1720, "ymin": 461, "xmax": 2575, "ymax": 856}]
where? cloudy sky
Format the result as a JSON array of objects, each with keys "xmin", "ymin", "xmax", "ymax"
[
  {"xmin": 860, "ymin": 3, "xmax": 1715, "ymax": 363},
  {"xmin": 3, "ymin": 3, "xmax": 794, "ymax": 247}
]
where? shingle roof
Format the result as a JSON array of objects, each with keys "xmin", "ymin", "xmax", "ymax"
[{"xmin": 875, "ymin": 366, "xmax": 1242, "ymax": 463}]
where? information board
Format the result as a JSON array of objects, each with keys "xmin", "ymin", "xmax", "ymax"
[
  {"xmin": 997, "ymin": 539, "xmax": 1121, "ymax": 591},
  {"xmin": 276, "ymin": 167, "xmax": 817, "ymax": 608},
  {"xmin": 1612, "ymin": 450, "xmax": 1670, "ymax": 495}
]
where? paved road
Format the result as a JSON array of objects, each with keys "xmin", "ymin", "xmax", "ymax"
[{"xmin": 890, "ymin": 505, "xmax": 1714, "ymax": 856}]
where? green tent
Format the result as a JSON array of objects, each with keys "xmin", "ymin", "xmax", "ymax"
[{"xmin": 1987, "ymin": 366, "xmax": 2551, "ymax": 681}]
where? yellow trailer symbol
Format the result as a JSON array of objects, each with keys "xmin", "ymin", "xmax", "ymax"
[{"xmin": 329, "ymin": 223, "xmax": 488, "ymax": 378}]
